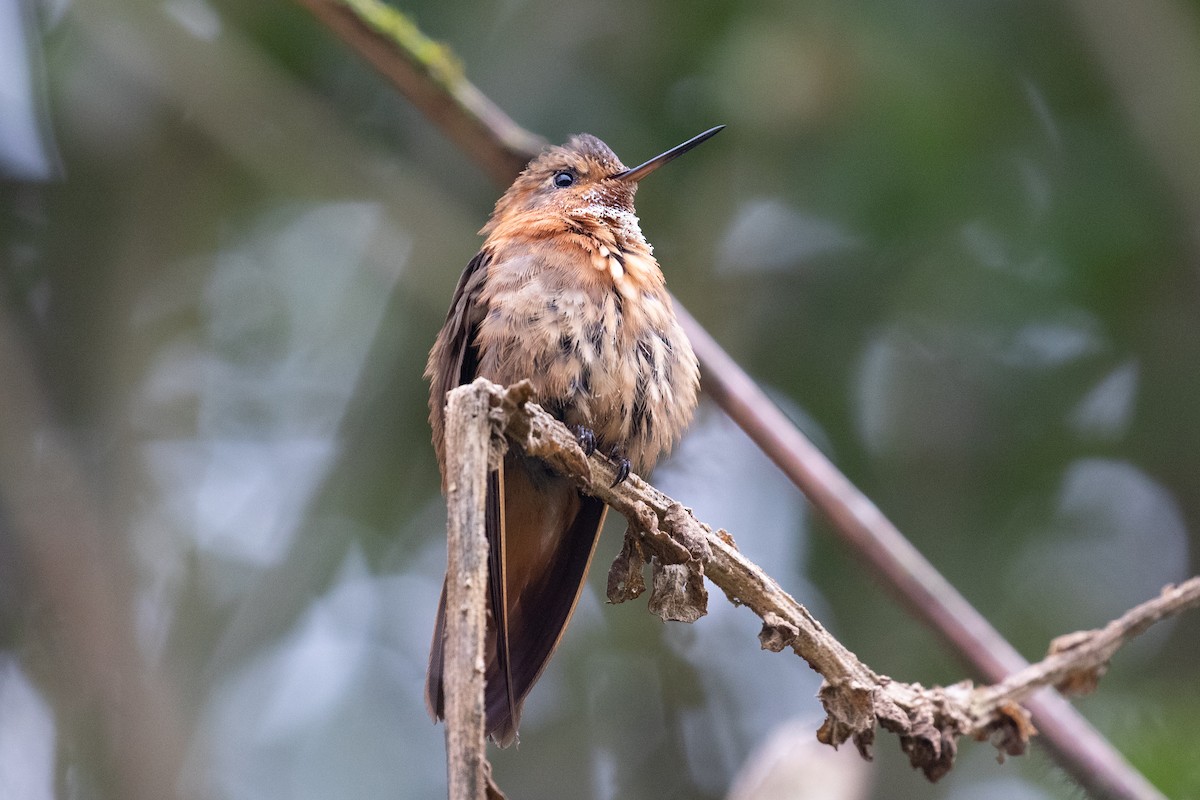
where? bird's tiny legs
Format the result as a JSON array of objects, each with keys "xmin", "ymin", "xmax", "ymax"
[
  {"xmin": 572, "ymin": 424, "xmax": 597, "ymax": 456},
  {"xmin": 609, "ymin": 446, "xmax": 631, "ymax": 487},
  {"xmin": 572, "ymin": 425, "xmax": 630, "ymax": 485}
]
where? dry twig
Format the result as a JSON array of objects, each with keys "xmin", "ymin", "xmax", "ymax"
[
  {"xmin": 444, "ymin": 379, "xmax": 1200, "ymax": 784},
  {"xmin": 440, "ymin": 387, "xmax": 497, "ymax": 800}
]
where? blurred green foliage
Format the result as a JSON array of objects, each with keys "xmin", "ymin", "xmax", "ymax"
[{"xmin": 2, "ymin": 0, "xmax": 1198, "ymax": 798}]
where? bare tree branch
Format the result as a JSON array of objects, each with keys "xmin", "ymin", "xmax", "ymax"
[
  {"xmin": 449, "ymin": 378, "xmax": 1199, "ymax": 784},
  {"xmin": 292, "ymin": 0, "xmax": 544, "ymax": 184},
  {"xmin": 971, "ymin": 578, "xmax": 1200, "ymax": 714},
  {"xmin": 441, "ymin": 387, "xmax": 496, "ymax": 800}
]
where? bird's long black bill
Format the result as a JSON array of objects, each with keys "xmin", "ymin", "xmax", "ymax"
[{"xmin": 614, "ymin": 125, "xmax": 725, "ymax": 183}]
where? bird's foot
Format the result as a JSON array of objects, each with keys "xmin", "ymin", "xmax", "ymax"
[
  {"xmin": 573, "ymin": 425, "xmax": 597, "ymax": 457},
  {"xmin": 609, "ymin": 447, "xmax": 631, "ymax": 487}
]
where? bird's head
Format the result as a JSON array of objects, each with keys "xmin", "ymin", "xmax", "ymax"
[{"xmin": 482, "ymin": 126, "xmax": 724, "ymax": 236}]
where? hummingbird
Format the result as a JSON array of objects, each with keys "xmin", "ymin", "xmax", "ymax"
[{"xmin": 425, "ymin": 126, "xmax": 723, "ymax": 745}]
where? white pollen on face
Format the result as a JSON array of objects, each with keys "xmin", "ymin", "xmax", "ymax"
[{"xmin": 571, "ymin": 204, "xmax": 648, "ymax": 248}]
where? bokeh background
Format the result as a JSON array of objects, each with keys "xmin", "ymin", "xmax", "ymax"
[{"xmin": 2, "ymin": 0, "xmax": 1199, "ymax": 798}]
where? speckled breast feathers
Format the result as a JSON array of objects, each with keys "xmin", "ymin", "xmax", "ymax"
[{"xmin": 427, "ymin": 134, "xmax": 700, "ymax": 475}]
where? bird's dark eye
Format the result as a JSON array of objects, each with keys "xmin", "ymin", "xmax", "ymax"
[{"xmin": 552, "ymin": 171, "xmax": 575, "ymax": 188}]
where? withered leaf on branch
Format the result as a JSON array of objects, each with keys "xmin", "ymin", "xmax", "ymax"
[
  {"xmin": 758, "ymin": 612, "xmax": 799, "ymax": 652},
  {"xmin": 607, "ymin": 526, "xmax": 647, "ymax": 604},
  {"xmin": 647, "ymin": 559, "xmax": 708, "ymax": 623},
  {"xmin": 898, "ymin": 712, "xmax": 955, "ymax": 782},
  {"xmin": 628, "ymin": 501, "xmax": 690, "ymax": 564},
  {"xmin": 663, "ymin": 503, "xmax": 713, "ymax": 562},
  {"xmin": 816, "ymin": 680, "xmax": 877, "ymax": 751},
  {"xmin": 983, "ymin": 702, "xmax": 1036, "ymax": 761}
]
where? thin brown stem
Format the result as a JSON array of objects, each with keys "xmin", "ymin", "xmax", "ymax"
[{"xmin": 292, "ymin": 0, "xmax": 543, "ymax": 184}]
